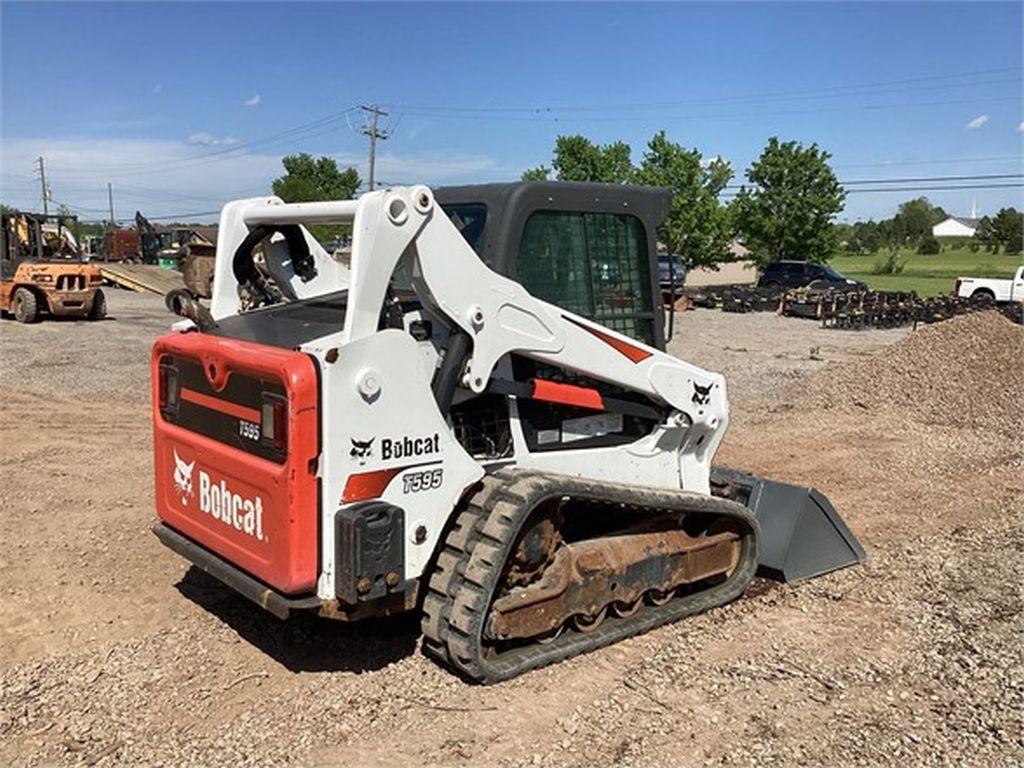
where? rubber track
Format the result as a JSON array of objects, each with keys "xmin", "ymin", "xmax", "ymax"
[{"xmin": 421, "ymin": 469, "xmax": 759, "ymax": 684}]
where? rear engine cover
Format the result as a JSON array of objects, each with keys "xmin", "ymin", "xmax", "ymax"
[{"xmin": 152, "ymin": 332, "xmax": 320, "ymax": 594}]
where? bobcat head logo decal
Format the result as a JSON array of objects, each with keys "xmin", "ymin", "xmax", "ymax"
[
  {"xmin": 350, "ymin": 437, "xmax": 374, "ymax": 465},
  {"xmin": 173, "ymin": 449, "xmax": 195, "ymax": 505},
  {"xmin": 691, "ymin": 382, "xmax": 713, "ymax": 407}
]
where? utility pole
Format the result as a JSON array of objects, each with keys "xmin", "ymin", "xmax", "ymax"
[
  {"xmin": 359, "ymin": 104, "xmax": 389, "ymax": 191},
  {"xmin": 36, "ymin": 156, "xmax": 49, "ymax": 215},
  {"xmin": 107, "ymin": 183, "xmax": 116, "ymax": 228}
]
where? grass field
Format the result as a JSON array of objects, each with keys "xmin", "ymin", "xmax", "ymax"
[{"xmin": 829, "ymin": 248, "xmax": 1024, "ymax": 297}]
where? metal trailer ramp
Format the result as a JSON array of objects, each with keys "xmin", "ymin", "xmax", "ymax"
[
  {"xmin": 711, "ymin": 467, "xmax": 866, "ymax": 582},
  {"xmin": 100, "ymin": 263, "xmax": 186, "ymax": 294}
]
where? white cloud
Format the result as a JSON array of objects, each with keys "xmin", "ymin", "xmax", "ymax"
[
  {"xmin": 187, "ymin": 132, "xmax": 240, "ymax": 147},
  {"xmin": 1018, "ymin": 121, "xmax": 1024, "ymax": 132},
  {"xmin": 966, "ymin": 114, "xmax": 990, "ymax": 130},
  {"xmin": 244, "ymin": 94, "xmax": 261, "ymax": 107},
  {"xmin": 0, "ymin": 139, "xmax": 517, "ymax": 220},
  {"xmin": 701, "ymin": 154, "xmax": 729, "ymax": 168}
]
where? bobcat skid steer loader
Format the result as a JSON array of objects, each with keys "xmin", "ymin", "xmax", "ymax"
[{"xmin": 152, "ymin": 183, "xmax": 863, "ymax": 683}]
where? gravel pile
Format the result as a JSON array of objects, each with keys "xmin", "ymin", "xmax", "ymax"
[{"xmin": 805, "ymin": 311, "xmax": 1024, "ymax": 434}]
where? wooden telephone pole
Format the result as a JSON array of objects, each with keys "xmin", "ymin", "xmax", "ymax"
[
  {"xmin": 36, "ymin": 156, "xmax": 49, "ymax": 215},
  {"xmin": 359, "ymin": 104, "xmax": 390, "ymax": 191}
]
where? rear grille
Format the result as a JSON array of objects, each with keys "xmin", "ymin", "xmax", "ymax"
[
  {"xmin": 158, "ymin": 355, "xmax": 289, "ymax": 464},
  {"xmin": 56, "ymin": 274, "xmax": 86, "ymax": 291}
]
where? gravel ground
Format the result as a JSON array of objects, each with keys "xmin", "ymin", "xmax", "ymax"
[
  {"xmin": 1, "ymin": 292, "xmax": 1021, "ymax": 767},
  {"xmin": 666, "ymin": 309, "xmax": 910, "ymax": 411},
  {"xmin": 0, "ymin": 289, "xmax": 171, "ymax": 403}
]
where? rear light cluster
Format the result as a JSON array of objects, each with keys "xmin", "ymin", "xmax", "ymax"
[
  {"xmin": 158, "ymin": 354, "xmax": 288, "ymax": 459},
  {"xmin": 261, "ymin": 395, "xmax": 287, "ymax": 452},
  {"xmin": 159, "ymin": 358, "xmax": 180, "ymax": 413}
]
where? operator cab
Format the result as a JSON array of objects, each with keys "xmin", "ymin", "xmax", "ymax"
[{"xmin": 435, "ymin": 182, "xmax": 670, "ymax": 349}]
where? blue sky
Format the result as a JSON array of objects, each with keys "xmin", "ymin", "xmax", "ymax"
[{"xmin": 2, "ymin": 1, "xmax": 1021, "ymax": 223}]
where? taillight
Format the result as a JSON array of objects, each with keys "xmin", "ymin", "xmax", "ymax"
[
  {"xmin": 158, "ymin": 359, "xmax": 179, "ymax": 414},
  {"xmin": 261, "ymin": 395, "xmax": 287, "ymax": 452}
]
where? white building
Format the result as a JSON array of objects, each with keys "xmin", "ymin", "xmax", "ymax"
[{"xmin": 932, "ymin": 216, "xmax": 981, "ymax": 238}]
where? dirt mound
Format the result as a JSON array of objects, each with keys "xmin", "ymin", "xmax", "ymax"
[{"xmin": 805, "ymin": 311, "xmax": 1024, "ymax": 434}]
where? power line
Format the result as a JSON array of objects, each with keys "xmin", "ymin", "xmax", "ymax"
[
  {"xmin": 383, "ymin": 66, "xmax": 1021, "ymax": 115},
  {"xmin": 134, "ymin": 210, "xmax": 221, "ymax": 221},
  {"xmin": 376, "ymin": 93, "xmax": 1021, "ymax": 126},
  {"xmin": 841, "ymin": 173, "xmax": 1023, "ymax": 186},
  {"xmin": 721, "ymin": 180, "xmax": 1024, "ymax": 199},
  {"xmin": 54, "ymin": 108, "xmax": 361, "ymax": 179},
  {"xmin": 835, "ymin": 154, "xmax": 1024, "ymax": 169},
  {"xmin": 844, "ymin": 182, "xmax": 1024, "ymax": 194},
  {"xmin": 724, "ymin": 172, "xmax": 1024, "ymax": 191}
]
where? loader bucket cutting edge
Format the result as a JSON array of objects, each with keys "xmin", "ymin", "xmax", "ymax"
[{"xmin": 710, "ymin": 467, "xmax": 866, "ymax": 583}]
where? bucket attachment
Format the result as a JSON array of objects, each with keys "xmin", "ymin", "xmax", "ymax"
[{"xmin": 710, "ymin": 467, "xmax": 865, "ymax": 582}]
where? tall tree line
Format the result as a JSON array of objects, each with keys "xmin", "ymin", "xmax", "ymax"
[{"xmin": 524, "ymin": 134, "xmax": 845, "ymax": 268}]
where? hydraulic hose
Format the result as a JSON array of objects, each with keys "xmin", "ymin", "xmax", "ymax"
[{"xmin": 432, "ymin": 330, "xmax": 472, "ymax": 415}]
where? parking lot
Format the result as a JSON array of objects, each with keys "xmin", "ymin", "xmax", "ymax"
[{"xmin": 1, "ymin": 289, "xmax": 1020, "ymax": 767}]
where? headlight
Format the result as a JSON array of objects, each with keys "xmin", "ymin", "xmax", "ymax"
[{"xmin": 32, "ymin": 274, "xmax": 53, "ymax": 282}]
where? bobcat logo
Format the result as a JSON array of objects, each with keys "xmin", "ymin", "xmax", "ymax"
[
  {"xmin": 350, "ymin": 437, "xmax": 374, "ymax": 465},
  {"xmin": 691, "ymin": 382, "xmax": 713, "ymax": 407},
  {"xmin": 173, "ymin": 450, "xmax": 195, "ymax": 505}
]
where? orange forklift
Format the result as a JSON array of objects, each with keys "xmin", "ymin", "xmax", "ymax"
[{"xmin": 0, "ymin": 210, "xmax": 106, "ymax": 323}]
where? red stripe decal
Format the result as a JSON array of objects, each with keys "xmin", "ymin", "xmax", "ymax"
[
  {"xmin": 531, "ymin": 378, "xmax": 605, "ymax": 410},
  {"xmin": 564, "ymin": 316, "xmax": 653, "ymax": 364},
  {"xmin": 342, "ymin": 467, "xmax": 404, "ymax": 503},
  {"xmin": 181, "ymin": 387, "xmax": 261, "ymax": 423}
]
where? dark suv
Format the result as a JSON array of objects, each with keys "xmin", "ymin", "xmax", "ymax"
[
  {"xmin": 657, "ymin": 254, "xmax": 687, "ymax": 292},
  {"xmin": 758, "ymin": 261, "xmax": 865, "ymax": 291}
]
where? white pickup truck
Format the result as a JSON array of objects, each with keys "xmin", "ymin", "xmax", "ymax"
[{"xmin": 955, "ymin": 265, "xmax": 1024, "ymax": 303}]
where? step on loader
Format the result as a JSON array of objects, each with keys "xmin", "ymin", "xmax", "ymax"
[{"xmin": 152, "ymin": 182, "xmax": 863, "ymax": 683}]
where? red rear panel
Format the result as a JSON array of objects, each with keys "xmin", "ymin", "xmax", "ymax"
[{"xmin": 152, "ymin": 331, "xmax": 319, "ymax": 594}]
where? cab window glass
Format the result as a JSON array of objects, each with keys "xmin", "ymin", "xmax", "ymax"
[
  {"xmin": 517, "ymin": 210, "xmax": 653, "ymax": 345},
  {"xmin": 517, "ymin": 211, "xmax": 592, "ymax": 316}
]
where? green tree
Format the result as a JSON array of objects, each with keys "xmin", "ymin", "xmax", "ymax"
[
  {"xmin": 843, "ymin": 220, "xmax": 882, "ymax": 254},
  {"xmin": 636, "ymin": 131, "xmax": 733, "ymax": 268},
  {"xmin": 271, "ymin": 153, "xmax": 361, "ymax": 203},
  {"xmin": 854, "ymin": 220, "xmax": 883, "ymax": 253},
  {"xmin": 917, "ymin": 235, "xmax": 941, "ymax": 255},
  {"xmin": 973, "ymin": 216, "xmax": 999, "ymax": 253},
  {"xmin": 731, "ymin": 137, "xmax": 846, "ymax": 265},
  {"xmin": 876, "ymin": 218, "xmax": 901, "ymax": 249},
  {"xmin": 523, "ymin": 132, "xmax": 735, "ymax": 268},
  {"xmin": 834, "ymin": 222, "xmax": 854, "ymax": 251},
  {"xmin": 522, "ymin": 135, "xmax": 636, "ymax": 183},
  {"xmin": 892, "ymin": 197, "xmax": 946, "ymax": 245},
  {"xmin": 271, "ymin": 153, "xmax": 361, "ymax": 244},
  {"xmin": 521, "ymin": 166, "xmax": 551, "ymax": 181},
  {"xmin": 991, "ymin": 207, "xmax": 1023, "ymax": 254}
]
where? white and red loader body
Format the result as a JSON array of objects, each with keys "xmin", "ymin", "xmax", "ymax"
[{"xmin": 152, "ymin": 184, "xmax": 864, "ymax": 681}]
